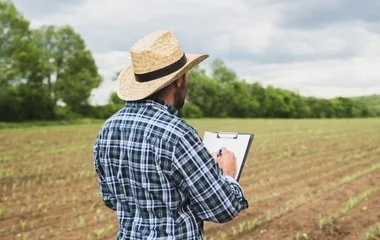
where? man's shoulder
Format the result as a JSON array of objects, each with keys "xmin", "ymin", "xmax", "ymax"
[
  {"xmin": 97, "ymin": 108, "xmax": 125, "ymax": 131},
  {"xmin": 168, "ymin": 117, "xmax": 198, "ymax": 137},
  {"xmin": 152, "ymin": 111, "xmax": 198, "ymax": 140},
  {"xmin": 98, "ymin": 106, "xmax": 198, "ymax": 141}
]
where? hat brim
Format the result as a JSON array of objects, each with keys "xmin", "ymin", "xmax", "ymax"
[{"xmin": 116, "ymin": 53, "xmax": 209, "ymax": 101}]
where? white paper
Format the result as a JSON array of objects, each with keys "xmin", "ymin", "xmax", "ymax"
[{"xmin": 203, "ymin": 131, "xmax": 252, "ymax": 180}]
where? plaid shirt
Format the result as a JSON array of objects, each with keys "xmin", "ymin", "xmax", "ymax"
[{"xmin": 93, "ymin": 98, "xmax": 248, "ymax": 239}]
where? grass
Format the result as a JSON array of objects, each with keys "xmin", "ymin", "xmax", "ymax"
[{"xmin": 0, "ymin": 118, "xmax": 104, "ymax": 129}]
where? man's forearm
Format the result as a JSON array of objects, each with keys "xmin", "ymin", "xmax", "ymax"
[
  {"xmin": 191, "ymin": 176, "xmax": 249, "ymax": 224},
  {"xmin": 224, "ymin": 176, "xmax": 249, "ymax": 211}
]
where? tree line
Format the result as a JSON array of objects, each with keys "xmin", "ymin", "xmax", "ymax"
[
  {"xmin": 179, "ymin": 62, "xmax": 380, "ymax": 118},
  {"xmin": 1, "ymin": 0, "xmax": 379, "ymax": 122}
]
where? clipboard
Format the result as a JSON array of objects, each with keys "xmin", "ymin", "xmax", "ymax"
[{"xmin": 202, "ymin": 131, "xmax": 255, "ymax": 182}]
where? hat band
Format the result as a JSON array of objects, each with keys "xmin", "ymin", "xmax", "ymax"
[{"xmin": 134, "ymin": 53, "xmax": 187, "ymax": 82}]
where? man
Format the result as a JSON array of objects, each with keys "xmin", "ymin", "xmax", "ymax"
[{"xmin": 93, "ymin": 30, "xmax": 248, "ymax": 240}]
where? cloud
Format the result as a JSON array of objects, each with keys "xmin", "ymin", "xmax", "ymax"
[
  {"xmin": 238, "ymin": 50, "xmax": 380, "ymax": 98},
  {"xmin": 12, "ymin": 0, "xmax": 81, "ymax": 16},
  {"xmin": 11, "ymin": 0, "xmax": 380, "ymax": 104},
  {"xmin": 221, "ymin": 18, "xmax": 380, "ymax": 98},
  {"xmin": 280, "ymin": 0, "xmax": 380, "ymax": 29},
  {"xmin": 89, "ymin": 51, "xmax": 132, "ymax": 104}
]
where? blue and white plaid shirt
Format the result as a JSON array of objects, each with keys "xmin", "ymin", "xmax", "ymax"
[{"xmin": 93, "ymin": 98, "xmax": 248, "ymax": 239}]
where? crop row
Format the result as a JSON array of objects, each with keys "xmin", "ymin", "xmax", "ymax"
[
  {"xmin": 245, "ymin": 150, "xmax": 379, "ymax": 205},
  {"xmin": 204, "ymin": 163, "xmax": 380, "ymax": 239},
  {"xmin": 241, "ymin": 130, "xmax": 376, "ymax": 177},
  {"xmin": 363, "ymin": 222, "xmax": 380, "ymax": 240},
  {"xmin": 203, "ymin": 148, "xmax": 379, "ymax": 234},
  {"xmin": 243, "ymin": 143, "xmax": 379, "ymax": 188},
  {"xmin": 316, "ymin": 185, "xmax": 380, "ymax": 229}
]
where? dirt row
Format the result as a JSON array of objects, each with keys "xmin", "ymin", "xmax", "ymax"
[
  {"xmin": 242, "ymin": 144, "xmax": 378, "ymax": 195},
  {"xmin": 243, "ymin": 148, "xmax": 379, "ymax": 200},
  {"xmin": 240, "ymin": 131, "xmax": 377, "ymax": 183},
  {"xmin": 229, "ymin": 168, "xmax": 380, "ymax": 240},
  {"xmin": 203, "ymin": 154, "xmax": 380, "ymax": 237}
]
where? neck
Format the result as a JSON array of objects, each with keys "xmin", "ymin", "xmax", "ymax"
[{"xmin": 151, "ymin": 90, "xmax": 175, "ymax": 107}]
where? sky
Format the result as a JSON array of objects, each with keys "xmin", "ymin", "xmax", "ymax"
[{"xmin": 12, "ymin": 0, "xmax": 380, "ymax": 105}]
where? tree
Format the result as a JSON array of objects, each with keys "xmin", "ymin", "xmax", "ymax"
[
  {"xmin": 0, "ymin": 0, "xmax": 31, "ymax": 87},
  {"xmin": 0, "ymin": 0, "xmax": 54, "ymax": 120},
  {"xmin": 31, "ymin": 25, "xmax": 102, "ymax": 114},
  {"xmin": 211, "ymin": 58, "xmax": 237, "ymax": 83},
  {"xmin": 0, "ymin": 1, "xmax": 102, "ymax": 121},
  {"xmin": 109, "ymin": 92, "xmax": 124, "ymax": 105},
  {"xmin": 187, "ymin": 67, "xmax": 227, "ymax": 117},
  {"xmin": 181, "ymin": 58, "xmax": 377, "ymax": 119}
]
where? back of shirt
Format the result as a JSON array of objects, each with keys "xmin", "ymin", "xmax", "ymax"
[{"xmin": 93, "ymin": 98, "xmax": 248, "ymax": 240}]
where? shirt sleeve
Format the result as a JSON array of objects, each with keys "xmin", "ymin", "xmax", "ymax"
[
  {"xmin": 170, "ymin": 129, "xmax": 249, "ymax": 223},
  {"xmin": 93, "ymin": 137, "xmax": 117, "ymax": 211}
]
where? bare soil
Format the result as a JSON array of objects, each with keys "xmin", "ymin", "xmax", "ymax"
[
  {"xmin": 1, "ymin": 119, "xmax": 379, "ymax": 239},
  {"xmin": 228, "ymin": 170, "xmax": 380, "ymax": 240}
]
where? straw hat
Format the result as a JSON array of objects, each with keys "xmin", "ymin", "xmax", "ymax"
[{"xmin": 116, "ymin": 30, "xmax": 209, "ymax": 101}]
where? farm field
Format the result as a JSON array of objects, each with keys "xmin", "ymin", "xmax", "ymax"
[{"xmin": 1, "ymin": 118, "xmax": 380, "ymax": 240}]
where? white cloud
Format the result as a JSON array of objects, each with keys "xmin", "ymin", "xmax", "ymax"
[
  {"xmin": 240, "ymin": 54, "xmax": 380, "ymax": 98},
  {"xmin": 11, "ymin": 0, "xmax": 380, "ymax": 104},
  {"xmin": 90, "ymin": 51, "xmax": 131, "ymax": 105},
  {"xmin": 236, "ymin": 21, "xmax": 380, "ymax": 98}
]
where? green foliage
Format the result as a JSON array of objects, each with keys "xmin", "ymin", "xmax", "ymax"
[
  {"xmin": 0, "ymin": 0, "xmax": 31, "ymax": 87},
  {"xmin": 109, "ymin": 92, "xmax": 125, "ymax": 106},
  {"xmin": 0, "ymin": 118, "xmax": 104, "ymax": 129},
  {"xmin": 350, "ymin": 94, "xmax": 380, "ymax": 117},
  {"xmin": 0, "ymin": 0, "xmax": 101, "ymax": 122},
  {"xmin": 179, "ymin": 101, "xmax": 203, "ymax": 118},
  {"xmin": 180, "ymin": 63, "xmax": 377, "ymax": 119}
]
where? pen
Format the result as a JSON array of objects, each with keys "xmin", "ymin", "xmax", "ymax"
[{"xmin": 217, "ymin": 148, "xmax": 222, "ymax": 157}]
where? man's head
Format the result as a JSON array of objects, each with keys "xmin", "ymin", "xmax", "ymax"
[
  {"xmin": 115, "ymin": 30, "xmax": 208, "ymax": 103},
  {"xmin": 152, "ymin": 72, "xmax": 188, "ymax": 110}
]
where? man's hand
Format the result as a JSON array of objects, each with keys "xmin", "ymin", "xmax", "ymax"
[{"xmin": 212, "ymin": 147, "xmax": 237, "ymax": 178}]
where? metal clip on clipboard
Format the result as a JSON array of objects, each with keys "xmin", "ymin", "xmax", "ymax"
[{"xmin": 216, "ymin": 132, "xmax": 238, "ymax": 139}]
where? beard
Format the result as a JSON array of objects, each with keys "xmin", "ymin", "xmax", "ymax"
[{"xmin": 173, "ymin": 85, "xmax": 187, "ymax": 110}]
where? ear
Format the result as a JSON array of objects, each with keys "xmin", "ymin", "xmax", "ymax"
[{"xmin": 174, "ymin": 74, "xmax": 187, "ymax": 88}]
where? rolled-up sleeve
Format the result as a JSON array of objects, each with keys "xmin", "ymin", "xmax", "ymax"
[{"xmin": 170, "ymin": 129, "xmax": 249, "ymax": 223}]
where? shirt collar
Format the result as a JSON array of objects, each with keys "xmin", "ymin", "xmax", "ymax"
[{"xmin": 126, "ymin": 97, "xmax": 179, "ymax": 116}]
